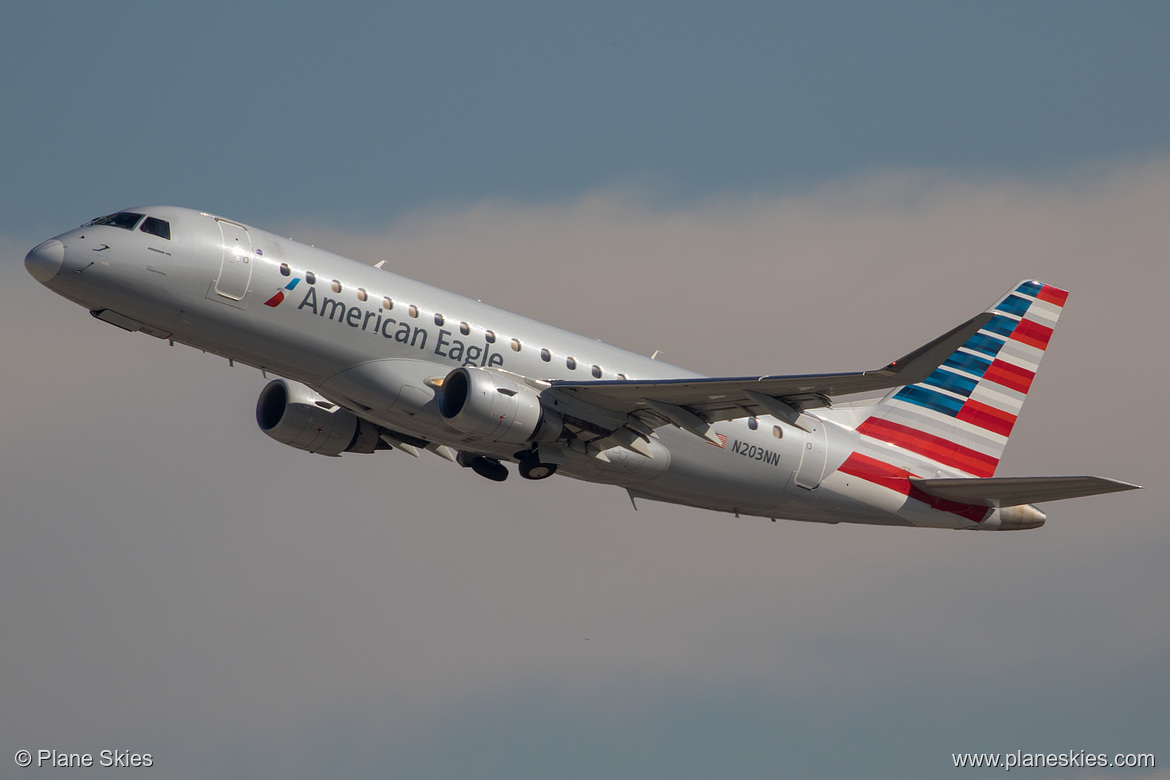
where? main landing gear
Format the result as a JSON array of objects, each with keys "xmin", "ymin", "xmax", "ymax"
[
  {"xmin": 457, "ymin": 451, "xmax": 559, "ymax": 482},
  {"xmin": 518, "ymin": 456, "xmax": 557, "ymax": 480},
  {"xmin": 458, "ymin": 452, "xmax": 510, "ymax": 482}
]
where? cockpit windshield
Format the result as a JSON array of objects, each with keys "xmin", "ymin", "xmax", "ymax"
[
  {"xmin": 85, "ymin": 211, "xmax": 171, "ymax": 240},
  {"xmin": 87, "ymin": 212, "xmax": 145, "ymax": 230},
  {"xmin": 140, "ymin": 216, "xmax": 171, "ymax": 240}
]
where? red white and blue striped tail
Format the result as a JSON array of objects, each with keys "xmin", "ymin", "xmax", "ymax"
[{"xmin": 857, "ymin": 280, "xmax": 1068, "ymax": 478}]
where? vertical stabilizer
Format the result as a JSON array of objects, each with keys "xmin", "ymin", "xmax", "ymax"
[{"xmin": 858, "ymin": 280, "xmax": 1068, "ymax": 477}]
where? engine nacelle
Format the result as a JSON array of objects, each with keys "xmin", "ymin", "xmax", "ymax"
[
  {"xmin": 256, "ymin": 379, "xmax": 381, "ymax": 456},
  {"xmin": 437, "ymin": 367, "xmax": 563, "ymax": 444}
]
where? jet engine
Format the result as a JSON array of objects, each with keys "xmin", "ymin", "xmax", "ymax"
[
  {"xmin": 437, "ymin": 367, "xmax": 563, "ymax": 444},
  {"xmin": 256, "ymin": 379, "xmax": 381, "ymax": 456}
]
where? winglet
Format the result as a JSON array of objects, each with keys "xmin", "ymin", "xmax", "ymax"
[{"xmin": 876, "ymin": 312, "xmax": 995, "ymax": 385}]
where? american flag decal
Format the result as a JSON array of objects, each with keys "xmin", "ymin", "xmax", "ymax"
[{"xmin": 708, "ymin": 433, "xmax": 727, "ymax": 448}]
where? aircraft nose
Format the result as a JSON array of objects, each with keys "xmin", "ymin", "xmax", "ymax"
[{"xmin": 25, "ymin": 239, "xmax": 65, "ymax": 282}]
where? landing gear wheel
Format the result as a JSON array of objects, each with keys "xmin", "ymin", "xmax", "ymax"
[
  {"xmin": 519, "ymin": 458, "xmax": 557, "ymax": 480},
  {"xmin": 469, "ymin": 456, "xmax": 509, "ymax": 482}
]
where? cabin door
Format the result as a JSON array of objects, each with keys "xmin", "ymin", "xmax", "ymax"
[{"xmin": 214, "ymin": 220, "xmax": 254, "ymax": 300}]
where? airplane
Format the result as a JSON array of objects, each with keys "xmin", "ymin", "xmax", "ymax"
[{"xmin": 24, "ymin": 206, "xmax": 1139, "ymax": 530}]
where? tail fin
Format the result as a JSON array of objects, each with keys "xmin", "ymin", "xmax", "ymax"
[{"xmin": 858, "ymin": 280, "xmax": 1068, "ymax": 477}]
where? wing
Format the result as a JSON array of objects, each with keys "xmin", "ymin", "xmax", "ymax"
[{"xmin": 549, "ymin": 311, "xmax": 993, "ymax": 439}]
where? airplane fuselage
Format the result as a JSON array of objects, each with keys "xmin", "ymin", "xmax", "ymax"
[{"xmin": 29, "ymin": 205, "xmax": 1111, "ymax": 530}]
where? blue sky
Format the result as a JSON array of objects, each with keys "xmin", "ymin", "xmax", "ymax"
[
  {"xmin": 4, "ymin": 1, "xmax": 1169, "ymax": 235},
  {"xmin": 3, "ymin": 3, "xmax": 1169, "ymax": 779}
]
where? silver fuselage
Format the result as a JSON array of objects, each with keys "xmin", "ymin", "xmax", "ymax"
[{"xmin": 26, "ymin": 206, "xmax": 1040, "ymax": 529}]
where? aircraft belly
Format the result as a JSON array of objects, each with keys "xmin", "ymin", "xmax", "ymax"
[
  {"xmin": 611, "ymin": 419, "xmax": 970, "ymax": 526},
  {"xmin": 555, "ymin": 437, "xmax": 671, "ymax": 486},
  {"xmin": 318, "ymin": 359, "xmax": 432, "ymax": 411},
  {"xmin": 623, "ymin": 426, "xmax": 796, "ymax": 516}
]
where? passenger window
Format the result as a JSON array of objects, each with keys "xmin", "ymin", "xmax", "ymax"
[
  {"xmin": 748, "ymin": 417, "xmax": 758, "ymax": 431},
  {"xmin": 566, "ymin": 357, "xmax": 577, "ymax": 370},
  {"xmin": 408, "ymin": 305, "xmax": 419, "ymax": 318},
  {"xmin": 279, "ymin": 263, "xmax": 290, "ymax": 277},
  {"xmin": 540, "ymin": 348, "xmax": 551, "ymax": 362},
  {"xmin": 485, "ymin": 330, "xmax": 496, "ymax": 343},
  {"xmin": 305, "ymin": 271, "xmax": 316, "ymax": 285},
  {"xmin": 591, "ymin": 365, "xmax": 602, "ymax": 378},
  {"xmin": 357, "ymin": 288, "xmax": 368, "ymax": 302},
  {"xmin": 140, "ymin": 217, "xmax": 171, "ymax": 240},
  {"xmin": 511, "ymin": 339, "xmax": 521, "ymax": 352},
  {"xmin": 435, "ymin": 313, "xmax": 444, "ymax": 326},
  {"xmin": 382, "ymin": 297, "xmax": 393, "ymax": 310},
  {"xmin": 773, "ymin": 425, "xmax": 783, "ymax": 439},
  {"xmin": 459, "ymin": 322, "xmax": 470, "ymax": 336},
  {"xmin": 331, "ymin": 280, "xmax": 342, "ymax": 293}
]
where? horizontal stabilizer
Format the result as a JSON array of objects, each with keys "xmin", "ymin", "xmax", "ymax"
[{"xmin": 909, "ymin": 475, "xmax": 1141, "ymax": 507}]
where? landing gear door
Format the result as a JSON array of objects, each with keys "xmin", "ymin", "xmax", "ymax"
[{"xmin": 214, "ymin": 220, "xmax": 254, "ymax": 301}]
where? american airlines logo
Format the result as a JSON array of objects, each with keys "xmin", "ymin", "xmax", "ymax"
[{"xmin": 264, "ymin": 277, "xmax": 300, "ymax": 307}]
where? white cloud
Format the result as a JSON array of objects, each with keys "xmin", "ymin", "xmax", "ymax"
[{"xmin": 3, "ymin": 158, "xmax": 1167, "ymax": 777}]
